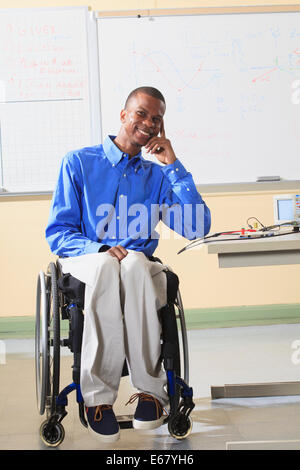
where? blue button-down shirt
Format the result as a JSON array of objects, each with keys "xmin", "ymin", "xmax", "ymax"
[{"xmin": 46, "ymin": 136, "xmax": 211, "ymax": 257}]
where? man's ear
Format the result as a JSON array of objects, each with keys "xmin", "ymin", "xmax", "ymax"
[{"xmin": 120, "ymin": 109, "xmax": 127, "ymax": 123}]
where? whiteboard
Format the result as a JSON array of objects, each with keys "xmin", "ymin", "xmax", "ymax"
[
  {"xmin": 0, "ymin": 6, "xmax": 101, "ymax": 192},
  {"xmin": 97, "ymin": 11, "xmax": 300, "ymax": 185}
]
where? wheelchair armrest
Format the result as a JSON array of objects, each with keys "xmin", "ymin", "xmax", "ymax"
[{"xmin": 57, "ymin": 273, "xmax": 85, "ymax": 310}]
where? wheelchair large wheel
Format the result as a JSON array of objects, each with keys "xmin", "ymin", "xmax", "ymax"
[
  {"xmin": 35, "ymin": 271, "xmax": 48, "ymax": 415},
  {"xmin": 35, "ymin": 262, "xmax": 60, "ymax": 416},
  {"xmin": 175, "ymin": 289, "xmax": 189, "ymax": 385}
]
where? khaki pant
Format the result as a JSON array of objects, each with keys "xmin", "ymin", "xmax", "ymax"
[{"xmin": 59, "ymin": 250, "xmax": 169, "ymax": 407}]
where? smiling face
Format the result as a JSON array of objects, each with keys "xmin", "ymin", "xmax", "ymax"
[{"xmin": 115, "ymin": 92, "xmax": 166, "ymax": 156}]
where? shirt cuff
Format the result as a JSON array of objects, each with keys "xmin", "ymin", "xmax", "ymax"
[
  {"xmin": 160, "ymin": 159, "xmax": 187, "ymax": 183},
  {"xmin": 98, "ymin": 244, "xmax": 111, "ymax": 253}
]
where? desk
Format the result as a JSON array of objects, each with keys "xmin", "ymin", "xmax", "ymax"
[
  {"xmin": 202, "ymin": 232, "xmax": 300, "ymax": 398},
  {"xmin": 205, "ymin": 232, "xmax": 300, "ymax": 268}
]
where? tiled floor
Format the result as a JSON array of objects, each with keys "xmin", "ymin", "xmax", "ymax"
[{"xmin": 1, "ymin": 324, "xmax": 300, "ymax": 450}]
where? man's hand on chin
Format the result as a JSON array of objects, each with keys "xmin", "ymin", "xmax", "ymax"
[{"xmin": 144, "ymin": 120, "xmax": 177, "ymax": 166}]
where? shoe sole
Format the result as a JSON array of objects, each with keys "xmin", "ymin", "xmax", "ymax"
[
  {"xmin": 133, "ymin": 415, "xmax": 165, "ymax": 430},
  {"xmin": 88, "ymin": 424, "xmax": 120, "ymax": 443}
]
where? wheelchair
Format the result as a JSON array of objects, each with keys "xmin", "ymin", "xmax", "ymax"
[{"xmin": 35, "ymin": 257, "xmax": 195, "ymax": 447}]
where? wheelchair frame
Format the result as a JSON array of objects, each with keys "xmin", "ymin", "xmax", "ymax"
[{"xmin": 35, "ymin": 259, "xmax": 195, "ymax": 447}]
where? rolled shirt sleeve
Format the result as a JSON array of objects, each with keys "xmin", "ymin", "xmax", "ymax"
[{"xmin": 159, "ymin": 159, "xmax": 211, "ymax": 240}]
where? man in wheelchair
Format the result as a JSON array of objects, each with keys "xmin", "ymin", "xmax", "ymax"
[{"xmin": 45, "ymin": 86, "xmax": 211, "ymax": 443}]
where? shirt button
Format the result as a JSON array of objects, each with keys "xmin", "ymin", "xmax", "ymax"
[
  {"xmin": 171, "ymin": 170, "xmax": 175, "ymax": 174},
  {"xmin": 175, "ymin": 168, "xmax": 179, "ymax": 172},
  {"xmin": 123, "ymin": 173, "xmax": 126, "ymax": 177},
  {"xmin": 112, "ymin": 164, "xmax": 115, "ymax": 167},
  {"xmin": 187, "ymin": 187, "xmax": 190, "ymax": 191}
]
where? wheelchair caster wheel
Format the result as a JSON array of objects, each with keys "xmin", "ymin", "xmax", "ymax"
[
  {"xmin": 168, "ymin": 414, "xmax": 193, "ymax": 440},
  {"xmin": 39, "ymin": 419, "xmax": 65, "ymax": 447}
]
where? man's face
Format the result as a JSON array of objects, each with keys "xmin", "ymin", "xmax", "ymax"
[{"xmin": 120, "ymin": 92, "xmax": 166, "ymax": 149}]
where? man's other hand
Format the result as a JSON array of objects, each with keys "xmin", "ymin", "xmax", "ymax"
[{"xmin": 107, "ymin": 245, "xmax": 128, "ymax": 261}]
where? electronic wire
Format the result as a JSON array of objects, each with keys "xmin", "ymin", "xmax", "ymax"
[{"xmin": 177, "ymin": 224, "xmax": 299, "ymax": 255}]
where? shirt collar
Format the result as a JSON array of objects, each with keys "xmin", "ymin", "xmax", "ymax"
[{"xmin": 103, "ymin": 135, "xmax": 142, "ymax": 166}]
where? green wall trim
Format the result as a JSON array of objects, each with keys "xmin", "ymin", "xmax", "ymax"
[
  {"xmin": 184, "ymin": 303, "xmax": 300, "ymax": 330},
  {"xmin": 0, "ymin": 317, "xmax": 69, "ymax": 339},
  {"xmin": 1, "ymin": 304, "xmax": 300, "ymax": 338}
]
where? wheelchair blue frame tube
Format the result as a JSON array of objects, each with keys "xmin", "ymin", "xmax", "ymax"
[
  {"xmin": 175, "ymin": 377, "xmax": 193, "ymax": 398},
  {"xmin": 56, "ymin": 382, "xmax": 84, "ymax": 407},
  {"xmin": 167, "ymin": 370, "xmax": 193, "ymax": 399},
  {"xmin": 167, "ymin": 370, "xmax": 176, "ymax": 396}
]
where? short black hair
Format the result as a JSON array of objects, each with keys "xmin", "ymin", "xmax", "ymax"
[{"xmin": 125, "ymin": 86, "xmax": 165, "ymax": 108}]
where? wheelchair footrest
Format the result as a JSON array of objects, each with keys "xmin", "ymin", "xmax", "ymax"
[{"xmin": 116, "ymin": 415, "xmax": 133, "ymax": 429}]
